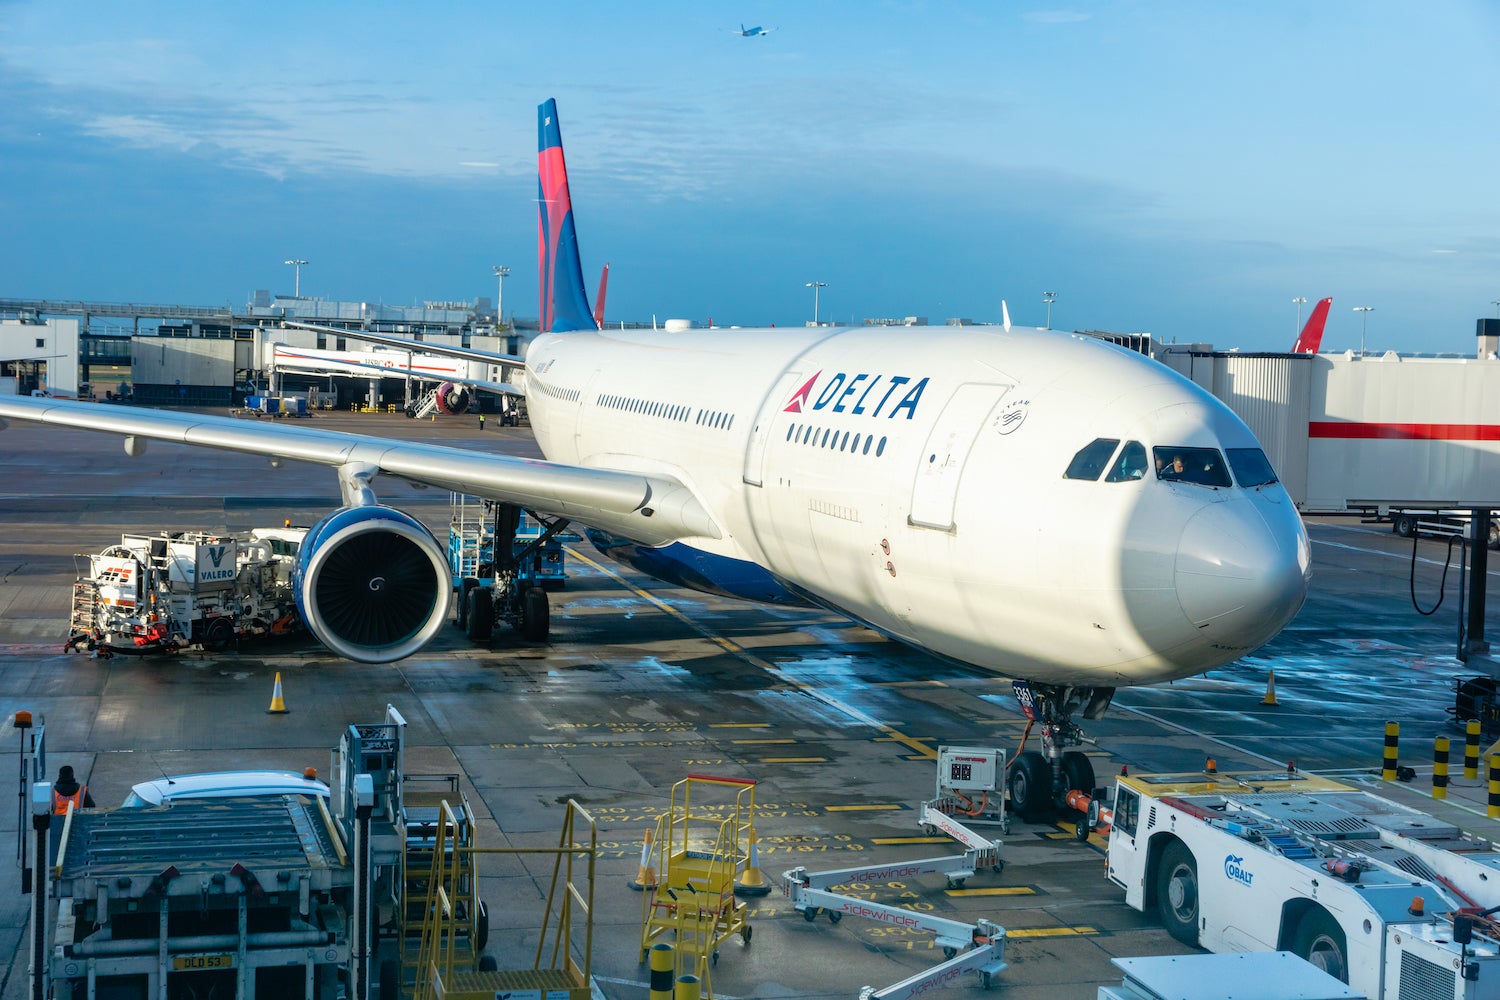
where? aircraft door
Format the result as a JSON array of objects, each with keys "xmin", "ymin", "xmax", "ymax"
[
  {"xmin": 908, "ymin": 383, "xmax": 1011, "ymax": 531},
  {"xmin": 573, "ymin": 369, "xmax": 602, "ymax": 458},
  {"xmin": 742, "ymin": 370, "xmax": 805, "ymax": 487}
]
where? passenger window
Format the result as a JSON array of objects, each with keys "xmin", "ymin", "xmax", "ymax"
[
  {"xmin": 1153, "ymin": 446, "xmax": 1233, "ymax": 488},
  {"xmin": 1227, "ymin": 448, "xmax": 1279, "ymax": 488},
  {"xmin": 1064, "ymin": 438, "xmax": 1121, "ymax": 481},
  {"xmin": 1105, "ymin": 440, "xmax": 1148, "ymax": 482}
]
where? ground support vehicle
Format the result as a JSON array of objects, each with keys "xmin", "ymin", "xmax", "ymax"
[
  {"xmin": 29, "ymin": 704, "xmax": 490, "ymax": 999},
  {"xmin": 918, "ymin": 745, "xmax": 1009, "ymax": 865},
  {"xmin": 1383, "ymin": 508, "xmax": 1500, "ymax": 549},
  {"xmin": 44, "ymin": 793, "xmax": 354, "ymax": 999},
  {"xmin": 449, "ymin": 494, "xmax": 572, "ymax": 645},
  {"xmin": 68, "ymin": 526, "xmax": 307, "ymax": 654},
  {"xmin": 1108, "ymin": 767, "xmax": 1500, "ymax": 998},
  {"xmin": 242, "ymin": 393, "xmax": 311, "ymax": 417},
  {"xmin": 1098, "ymin": 951, "xmax": 1360, "ymax": 1000}
]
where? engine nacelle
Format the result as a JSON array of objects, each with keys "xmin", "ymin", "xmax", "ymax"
[
  {"xmin": 435, "ymin": 382, "xmax": 473, "ymax": 415},
  {"xmin": 294, "ymin": 505, "xmax": 450, "ymax": 663}
]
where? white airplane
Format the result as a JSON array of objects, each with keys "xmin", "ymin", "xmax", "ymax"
[
  {"xmin": 0, "ymin": 98, "xmax": 1309, "ymax": 819},
  {"xmin": 266, "ymin": 339, "xmax": 522, "ymax": 418},
  {"xmin": 730, "ymin": 23, "xmax": 774, "ymax": 37}
]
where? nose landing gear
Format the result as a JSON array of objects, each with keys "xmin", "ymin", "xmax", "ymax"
[{"xmin": 1006, "ymin": 682, "xmax": 1114, "ymax": 822}]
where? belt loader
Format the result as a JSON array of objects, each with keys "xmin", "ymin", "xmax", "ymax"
[{"xmin": 1107, "ymin": 767, "xmax": 1500, "ymax": 999}]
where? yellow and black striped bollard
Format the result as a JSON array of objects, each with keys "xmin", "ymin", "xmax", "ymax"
[
  {"xmin": 1382, "ymin": 722, "xmax": 1399, "ymax": 781},
  {"xmin": 648, "ymin": 943, "xmax": 675, "ymax": 1000},
  {"xmin": 1466, "ymin": 720, "xmax": 1482, "ymax": 780},
  {"xmin": 1434, "ymin": 736, "xmax": 1450, "ymax": 800},
  {"xmin": 1489, "ymin": 754, "xmax": 1500, "ymax": 819}
]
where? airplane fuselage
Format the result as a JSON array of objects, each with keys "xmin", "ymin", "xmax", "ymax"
[{"xmin": 525, "ymin": 324, "xmax": 1311, "ymax": 688}]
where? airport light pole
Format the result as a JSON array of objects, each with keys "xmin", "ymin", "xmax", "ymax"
[
  {"xmin": 805, "ymin": 281, "xmax": 828, "ymax": 326},
  {"xmin": 1353, "ymin": 306, "xmax": 1374, "ymax": 356},
  {"xmin": 492, "ymin": 265, "xmax": 511, "ymax": 327},
  {"xmin": 284, "ymin": 259, "xmax": 308, "ymax": 298},
  {"xmin": 1491, "ymin": 299, "xmax": 1499, "ymax": 320},
  {"xmin": 1042, "ymin": 291, "xmax": 1057, "ymax": 330},
  {"xmin": 1292, "ymin": 296, "xmax": 1307, "ymax": 334}
]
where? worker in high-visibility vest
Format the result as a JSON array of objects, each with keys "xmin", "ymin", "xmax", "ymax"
[{"xmin": 52, "ymin": 765, "xmax": 95, "ymax": 814}]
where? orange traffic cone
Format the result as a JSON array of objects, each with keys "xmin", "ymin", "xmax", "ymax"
[
  {"xmin": 630, "ymin": 827, "xmax": 658, "ymax": 891},
  {"xmin": 1262, "ymin": 670, "xmax": 1278, "ymax": 707},
  {"xmin": 266, "ymin": 672, "xmax": 289, "ymax": 714}
]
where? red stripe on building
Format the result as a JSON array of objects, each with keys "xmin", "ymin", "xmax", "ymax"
[{"xmin": 1309, "ymin": 422, "xmax": 1500, "ymax": 441}]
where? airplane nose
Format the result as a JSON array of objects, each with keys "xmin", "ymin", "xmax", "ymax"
[{"xmin": 1175, "ymin": 499, "xmax": 1310, "ymax": 649}]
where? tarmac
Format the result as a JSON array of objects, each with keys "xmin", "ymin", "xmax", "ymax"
[{"xmin": 0, "ymin": 406, "xmax": 1497, "ymax": 999}]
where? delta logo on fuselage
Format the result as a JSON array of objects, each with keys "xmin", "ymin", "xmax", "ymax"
[{"xmin": 783, "ymin": 370, "xmax": 930, "ymax": 419}]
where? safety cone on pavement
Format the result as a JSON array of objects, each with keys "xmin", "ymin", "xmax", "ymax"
[
  {"xmin": 1262, "ymin": 670, "xmax": 1278, "ymax": 707},
  {"xmin": 630, "ymin": 827, "xmax": 658, "ymax": 891},
  {"xmin": 735, "ymin": 827, "xmax": 772, "ymax": 897},
  {"xmin": 266, "ymin": 672, "xmax": 289, "ymax": 714}
]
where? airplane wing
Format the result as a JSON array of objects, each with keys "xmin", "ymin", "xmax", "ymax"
[
  {"xmin": 0, "ymin": 395, "xmax": 719, "ymax": 546},
  {"xmin": 269, "ymin": 345, "xmax": 523, "ymax": 397},
  {"xmin": 285, "ymin": 322, "xmax": 525, "ymax": 368}
]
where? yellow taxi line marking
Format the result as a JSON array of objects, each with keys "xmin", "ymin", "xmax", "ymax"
[
  {"xmin": 566, "ymin": 546, "xmax": 943, "ymax": 761},
  {"xmin": 731, "ymin": 739, "xmax": 797, "ymax": 745},
  {"xmin": 1004, "ymin": 926, "xmax": 1099, "ymax": 939},
  {"xmin": 824, "ymin": 804, "xmax": 903, "ymax": 812},
  {"xmin": 709, "ymin": 723, "xmax": 769, "ymax": 728},
  {"xmin": 871, "ymin": 837, "xmax": 950, "ymax": 846},
  {"xmin": 761, "ymin": 757, "xmax": 827, "ymax": 764},
  {"xmin": 946, "ymin": 886, "xmax": 1039, "ymax": 897}
]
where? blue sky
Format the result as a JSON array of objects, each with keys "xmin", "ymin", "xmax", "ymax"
[{"xmin": 1, "ymin": 1, "xmax": 1496, "ymax": 352}]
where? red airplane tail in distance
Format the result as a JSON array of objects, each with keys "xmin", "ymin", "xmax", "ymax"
[
  {"xmin": 1291, "ymin": 297, "xmax": 1332, "ymax": 353},
  {"xmin": 593, "ymin": 263, "xmax": 610, "ymax": 329}
]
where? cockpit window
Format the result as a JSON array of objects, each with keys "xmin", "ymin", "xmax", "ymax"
[
  {"xmin": 1153, "ymin": 446, "xmax": 1232, "ymax": 488},
  {"xmin": 1227, "ymin": 448, "xmax": 1279, "ymax": 488},
  {"xmin": 1105, "ymin": 440, "xmax": 1148, "ymax": 482},
  {"xmin": 1064, "ymin": 438, "xmax": 1120, "ymax": 481}
]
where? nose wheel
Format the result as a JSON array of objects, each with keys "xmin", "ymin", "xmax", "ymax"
[{"xmin": 1007, "ymin": 682, "xmax": 1113, "ymax": 822}]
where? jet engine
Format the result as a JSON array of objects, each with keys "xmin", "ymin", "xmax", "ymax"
[
  {"xmin": 434, "ymin": 382, "xmax": 473, "ymax": 415},
  {"xmin": 294, "ymin": 506, "xmax": 450, "ymax": 663}
]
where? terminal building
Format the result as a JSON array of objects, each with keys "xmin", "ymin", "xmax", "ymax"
[{"xmin": 0, "ymin": 293, "xmax": 522, "ymax": 408}]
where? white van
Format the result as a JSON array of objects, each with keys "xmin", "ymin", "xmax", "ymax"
[{"xmin": 122, "ymin": 769, "xmax": 329, "ymax": 807}]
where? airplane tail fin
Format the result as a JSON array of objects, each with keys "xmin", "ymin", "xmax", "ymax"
[
  {"xmin": 1291, "ymin": 297, "xmax": 1332, "ymax": 353},
  {"xmin": 593, "ymin": 263, "xmax": 610, "ymax": 329},
  {"xmin": 538, "ymin": 99, "xmax": 597, "ymax": 333}
]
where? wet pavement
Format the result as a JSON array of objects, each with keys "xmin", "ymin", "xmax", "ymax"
[{"xmin": 0, "ymin": 408, "xmax": 1496, "ymax": 999}]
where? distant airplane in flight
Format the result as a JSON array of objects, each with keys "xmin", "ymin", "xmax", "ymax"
[
  {"xmin": 730, "ymin": 23, "xmax": 774, "ymax": 37},
  {"xmin": 1291, "ymin": 297, "xmax": 1332, "ymax": 354}
]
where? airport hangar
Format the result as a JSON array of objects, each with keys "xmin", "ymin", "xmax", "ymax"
[{"xmin": 6, "ymin": 292, "xmax": 1500, "ymax": 665}]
